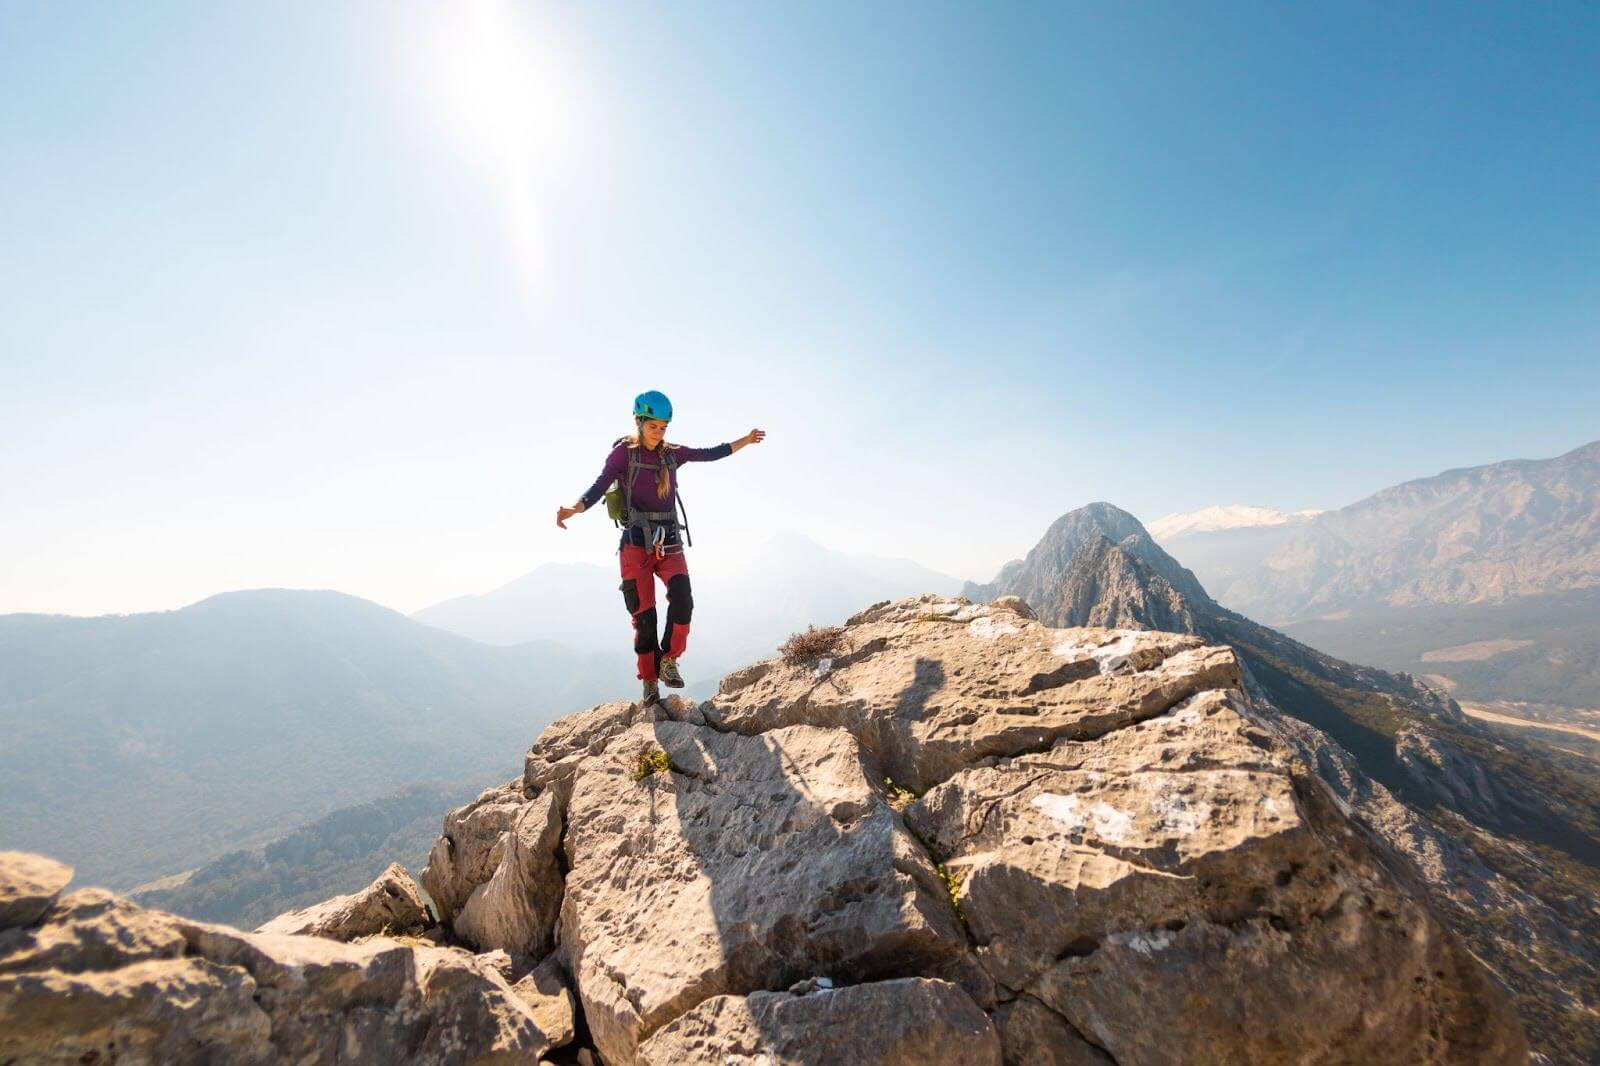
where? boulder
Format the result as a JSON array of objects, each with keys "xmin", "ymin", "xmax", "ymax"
[
  {"xmin": 557, "ymin": 719, "xmax": 965, "ymax": 1063},
  {"xmin": 522, "ymin": 696, "xmax": 701, "ymax": 793},
  {"xmin": 905, "ymin": 687, "xmax": 1526, "ymax": 1063},
  {"xmin": 511, "ymin": 954, "xmax": 578, "ymax": 1050},
  {"xmin": 0, "ymin": 887, "xmax": 188, "ymax": 975},
  {"xmin": 0, "ymin": 851, "xmax": 72, "ymax": 930},
  {"xmin": 255, "ymin": 862, "xmax": 429, "ymax": 941},
  {"xmin": 636, "ymin": 977, "xmax": 1001, "ymax": 1065},
  {"xmin": 989, "ymin": 995, "xmax": 1114, "ymax": 1065},
  {"xmin": 453, "ymin": 790, "xmax": 565, "ymax": 957},
  {"xmin": 419, "ymin": 780, "xmax": 528, "ymax": 925},
  {"xmin": 0, "ymin": 862, "xmax": 559, "ymax": 1064},
  {"xmin": 702, "ymin": 595, "xmax": 1243, "ymax": 792},
  {"xmin": 988, "ymin": 594, "xmax": 1036, "ymax": 620},
  {"xmin": 0, "ymin": 955, "xmax": 272, "ymax": 1064}
]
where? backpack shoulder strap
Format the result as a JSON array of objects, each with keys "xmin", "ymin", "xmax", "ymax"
[{"xmin": 624, "ymin": 446, "xmax": 640, "ymax": 501}]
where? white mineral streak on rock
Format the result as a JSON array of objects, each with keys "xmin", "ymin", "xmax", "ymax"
[
  {"xmin": 1154, "ymin": 791, "xmax": 1206, "ymax": 836},
  {"xmin": 1122, "ymin": 929, "xmax": 1174, "ymax": 956},
  {"xmin": 1050, "ymin": 632, "xmax": 1139, "ymax": 675},
  {"xmin": 1031, "ymin": 793, "xmax": 1133, "ymax": 842},
  {"xmin": 967, "ymin": 614, "xmax": 1020, "ymax": 640}
]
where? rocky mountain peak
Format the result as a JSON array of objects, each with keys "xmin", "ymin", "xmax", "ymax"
[
  {"xmin": 965, "ymin": 502, "xmax": 1212, "ymax": 618},
  {"xmin": 2, "ymin": 594, "xmax": 1522, "ymax": 1063},
  {"xmin": 1055, "ymin": 533, "xmax": 1207, "ymax": 632},
  {"xmin": 967, "ymin": 505, "xmax": 1600, "ymax": 1061}
]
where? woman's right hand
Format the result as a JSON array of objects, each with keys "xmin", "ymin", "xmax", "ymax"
[{"xmin": 556, "ymin": 503, "xmax": 582, "ymax": 529}]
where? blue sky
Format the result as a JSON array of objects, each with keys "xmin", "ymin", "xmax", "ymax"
[{"xmin": 2, "ymin": 1, "xmax": 1596, "ymax": 615}]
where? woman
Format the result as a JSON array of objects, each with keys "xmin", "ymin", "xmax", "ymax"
[{"xmin": 557, "ymin": 390, "xmax": 765, "ymax": 705}]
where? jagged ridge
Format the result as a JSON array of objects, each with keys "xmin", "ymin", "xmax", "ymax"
[
  {"xmin": 966, "ymin": 502, "xmax": 1600, "ymax": 1064},
  {"xmin": 1, "ymin": 595, "xmax": 1532, "ymax": 1064}
]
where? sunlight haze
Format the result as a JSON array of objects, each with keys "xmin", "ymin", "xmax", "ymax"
[{"xmin": 2, "ymin": 1, "xmax": 1595, "ymax": 616}]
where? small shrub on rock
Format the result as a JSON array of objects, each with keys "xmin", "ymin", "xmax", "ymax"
[
  {"xmin": 779, "ymin": 625, "xmax": 845, "ymax": 666},
  {"xmin": 632, "ymin": 749, "xmax": 672, "ymax": 782},
  {"xmin": 882, "ymin": 777, "xmax": 918, "ymax": 811},
  {"xmin": 936, "ymin": 862, "xmax": 966, "ymax": 924}
]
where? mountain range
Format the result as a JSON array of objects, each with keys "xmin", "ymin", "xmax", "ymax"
[
  {"xmin": 0, "ymin": 590, "xmax": 620, "ymax": 889},
  {"xmin": 413, "ymin": 531, "xmax": 965, "ymax": 683},
  {"xmin": 1160, "ymin": 439, "xmax": 1600, "ymax": 623},
  {"xmin": 128, "ymin": 782, "xmax": 481, "ymax": 930},
  {"xmin": 1156, "ymin": 440, "xmax": 1600, "ymax": 716}
]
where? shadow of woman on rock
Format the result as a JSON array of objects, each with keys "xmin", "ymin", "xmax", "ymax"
[{"xmin": 634, "ymin": 655, "xmax": 963, "ymax": 1056}]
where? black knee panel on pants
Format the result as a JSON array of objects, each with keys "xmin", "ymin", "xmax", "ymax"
[
  {"xmin": 619, "ymin": 579, "xmax": 641, "ymax": 616},
  {"xmin": 632, "ymin": 607, "xmax": 659, "ymax": 654},
  {"xmin": 665, "ymin": 574, "xmax": 693, "ymax": 625}
]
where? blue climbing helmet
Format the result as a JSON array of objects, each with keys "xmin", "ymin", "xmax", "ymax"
[{"xmin": 633, "ymin": 390, "xmax": 673, "ymax": 423}]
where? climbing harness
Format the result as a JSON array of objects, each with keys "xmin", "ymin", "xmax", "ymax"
[{"xmin": 604, "ymin": 440, "xmax": 693, "ymax": 556}]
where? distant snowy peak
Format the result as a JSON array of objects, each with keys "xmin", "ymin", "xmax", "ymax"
[{"xmin": 1147, "ymin": 505, "xmax": 1321, "ymax": 542}]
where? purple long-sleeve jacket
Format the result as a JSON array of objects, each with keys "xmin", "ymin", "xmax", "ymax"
[{"xmin": 580, "ymin": 441, "xmax": 733, "ymax": 546}]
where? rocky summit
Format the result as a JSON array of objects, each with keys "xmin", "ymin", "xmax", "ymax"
[{"xmin": 1, "ymin": 595, "xmax": 1527, "ymax": 1064}]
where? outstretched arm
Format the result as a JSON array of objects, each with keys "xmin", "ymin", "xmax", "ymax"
[
  {"xmin": 558, "ymin": 445, "xmax": 627, "ymax": 529},
  {"xmin": 672, "ymin": 430, "xmax": 764, "ymax": 464}
]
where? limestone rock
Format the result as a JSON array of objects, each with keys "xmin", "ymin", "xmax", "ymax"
[
  {"xmin": 522, "ymin": 696, "xmax": 700, "ymax": 793},
  {"xmin": 0, "ymin": 955, "xmax": 272, "ymax": 1065},
  {"xmin": 636, "ymin": 977, "xmax": 1001, "ymax": 1065},
  {"xmin": 988, "ymin": 594, "xmax": 1036, "ymax": 620},
  {"xmin": 989, "ymin": 995, "xmax": 1113, "ymax": 1064},
  {"xmin": 1395, "ymin": 722, "xmax": 1519, "ymax": 823},
  {"xmin": 963, "ymin": 504, "xmax": 1589, "ymax": 1056},
  {"xmin": 0, "ymin": 887, "xmax": 188, "ymax": 976},
  {"xmin": 704, "ymin": 594, "xmax": 1243, "ymax": 792},
  {"xmin": 905, "ymin": 686, "xmax": 1526, "ymax": 1064},
  {"xmin": 0, "ymin": 851, "xmax": 72, "ymax": 930},
  {"xmin": 3, "ymin": 594, "xmax": 1532, "ymax": 1064},
  {"xmin": 558, "ymin": 719, "xmax": 964, "ymax": 1064},
  {"xmin": 255, "ymin": 862, "xmax": 429, "ymax": 941},
  {"xmin": 0, "ymin": 864, "xmax": 556, "ymax": 1064},
  {"xmin": 420, "ymin": 779, "xmax": 529, "ymax": 926},
  {"xmin": 511, "ymin": 954, "xmax": 578, "ymax": 1050},
  {"xmin": 454, "ymin": 790, "xmax": 564, "ymax": 957}
]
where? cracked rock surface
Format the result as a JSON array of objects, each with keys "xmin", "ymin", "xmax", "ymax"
[
  {"xmin": 636, "ymin": 976, "xmax": 1001, "ymax": 1065},
  {"xmin": 2, "ymin": 595, "xmax": 1528, "ymax": 1064},
  {"xmin": 703, "ymin": 597, "xmax": 1243, "ymax": 794},
  {"xmin": 0, "ymin": 879, "xmax": 561, "ymax": 1064},
  {"xmin": 254, "ymin": 861, "xmax": 430, "ymax": 941},
  {"xmin": 558, "ymin": 720, "xmax": 966, "ymax": 1063}
]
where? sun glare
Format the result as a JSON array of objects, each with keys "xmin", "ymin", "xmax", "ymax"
[{"xmin": 404, "ymin": 0, "xmax": 579, "ymax": 296}]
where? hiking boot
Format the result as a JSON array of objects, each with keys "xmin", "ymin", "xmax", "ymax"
[
  {"xmin": 658, "ymin": 656, "xmax": 685, "ymax": 689},
  {"xmin": 641, "ymin": 678, "xmax": 661, "ymax": 705}
]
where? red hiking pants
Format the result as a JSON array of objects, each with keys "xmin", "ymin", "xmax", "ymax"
[{"xmin": 618, "ymin": 545, "xmax": 692, "ymax": 681}]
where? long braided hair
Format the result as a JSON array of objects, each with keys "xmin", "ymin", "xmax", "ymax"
[{"xmin": 622, "ymin": 420, "xmax": 674, "ymax": 499}]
